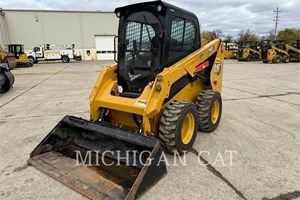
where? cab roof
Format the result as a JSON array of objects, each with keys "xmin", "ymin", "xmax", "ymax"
[{"xmin": 114, "ymin": 1, "xmax": 198, "ymax": 19}]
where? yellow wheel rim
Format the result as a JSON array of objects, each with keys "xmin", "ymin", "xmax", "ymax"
[
  {"xmin": 211, "ymin": 100, "xmax": 220, "ymax": 124},
  {"xmin": 181, "ymin": 113, "xmax": 195, "ymax": 144}
]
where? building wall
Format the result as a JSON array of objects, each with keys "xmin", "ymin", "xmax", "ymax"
[
  {"xmin": 0, "ymin": 13, "xmax": 10, "ymax": 47},
  {"xmin": 1, "ymin": 9, "xmax": 118, "ymax": 60}
]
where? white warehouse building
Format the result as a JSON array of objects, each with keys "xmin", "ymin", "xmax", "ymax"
[{"xmin": 0, "ymin": 9, "xmax": 119, "ymax": 60}]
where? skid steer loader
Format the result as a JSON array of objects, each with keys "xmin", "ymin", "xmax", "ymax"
[
  {"xmin": 224, "ymin": 42, "xmax": 238, "ymax": 59},
  {"xmin": 260, "ymin": 40, "xmax": 289, "ymax": 63},
  {"xmin": 6, "ymin": 44, "xmax": 33, "ymax": 67},
  {"xmin": 237, "ymin": 41, "xmax": 260, "ymax": 61},
  {"xmin": 285, "ymin": 40, "xmax": 300, "ymax": 62},
  {"xmin": 28, "ymin": 1, "xmax": 224, "ymax": 199}
]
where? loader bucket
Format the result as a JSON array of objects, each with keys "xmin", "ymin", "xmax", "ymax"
[{"xmin": 28, "ymin": 115, "xmax": 167, "ymax": 200}]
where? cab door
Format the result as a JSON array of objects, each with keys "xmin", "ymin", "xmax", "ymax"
[{"xmin": 34, "ymin": 47, "xmax": 44, "ymax": 58}]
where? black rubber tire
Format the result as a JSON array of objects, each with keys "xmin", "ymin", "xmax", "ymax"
[
  {"xmin": 62, "ymin": 56, "xmax": 70, "ymax": 63},
  {"xmin": 34, "ymin": 60, "xmax": 38, "ymax": 64},
  {"xmin": 282, "ymin": 55, "xmax": 289, "ymax": 63},
  {"xmin": 28, "ymin": 56, "xmax": 34, "ymax": 64},
  {"xmin": 0, "ymin": 73, "xmax": 10, "ymax": 93},
  {"xmin": 159, "ymin": 100, "xmax": 199, "ymax": 154},
  {"xmin": 272, "ymin": 55, "xmax": 282, "ymax": 63},
  {"xmin": 195, "ymin": 90, "xmax": 222, "ymax": 132},
  {"xmin": 247, "ymin": 54, "xmax": 254, "ymax": 61},
  {"xmin": 263, "ymin": 61, "xmax": 268, "ymax": 63}
]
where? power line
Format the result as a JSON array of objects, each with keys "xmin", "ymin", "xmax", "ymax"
[{"xmin": 273, "ymin": 7, "xmax": 281, "ymax": 40}]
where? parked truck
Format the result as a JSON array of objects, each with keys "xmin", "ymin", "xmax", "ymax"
[{"xmin": 27, "ymin": 44, "xmax": 82, "ymax": 63}]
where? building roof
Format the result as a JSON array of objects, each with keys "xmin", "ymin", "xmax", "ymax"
[{"xmin": 4, "ymin": 8, "xmax": 113, "ymax": 14}]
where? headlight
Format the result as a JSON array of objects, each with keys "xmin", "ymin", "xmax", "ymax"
[
  {"xmin": 116, "ymin": 11, "xmax": 121, "ymax": 18},
  {"xmin": 214, "ymin": 63, "xmax": 221, "ymax": 74},
  {"xmin": 157, "ymin": 5, "xmax": 163, "ymax": 12}
]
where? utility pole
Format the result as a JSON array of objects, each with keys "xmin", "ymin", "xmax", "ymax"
[{"xmin": 273, "ymin": 7, "xmax": 281, "ymax": 40}]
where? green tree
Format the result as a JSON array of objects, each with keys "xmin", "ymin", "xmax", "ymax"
[
  {"xmin": 201, "ymin": 29, "xmax": 223, "ymax": 42},
  {"xmin": 223, "ymin": 34, "xmax": 233, "ymax": 42},
  {"xmin": 276, "ymin": 28, "xmax": 300, "ymax": 44},
  {"xmin": 237, "ymin": 29, "xmax": 259, "ymax": 42}
]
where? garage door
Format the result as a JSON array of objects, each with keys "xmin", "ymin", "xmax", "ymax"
[{"xmin": 95, "ymin": 36, "xmax": 115, "ymax": 60}]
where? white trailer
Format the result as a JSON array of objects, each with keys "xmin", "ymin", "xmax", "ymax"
[{"xmin": 27, "ymin": 44, "xmax": 82, "ymax": 63}]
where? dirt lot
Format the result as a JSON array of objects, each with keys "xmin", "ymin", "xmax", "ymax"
[{"xmin": 0, "ymin": 60, "xmax": 299, "ymax": 200}]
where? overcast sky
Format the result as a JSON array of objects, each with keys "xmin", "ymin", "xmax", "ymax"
[{"xmin": 1, "ymin": 0, "xmax": 299, "ymax": 38}]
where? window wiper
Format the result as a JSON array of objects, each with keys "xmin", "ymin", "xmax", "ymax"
[{"xmin": 143, "ymin": 14, "xmax": 157, "ymax": 54}]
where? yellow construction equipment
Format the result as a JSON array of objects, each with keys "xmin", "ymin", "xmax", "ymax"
[
  {"xmin": 0, "ymin": 45, "xmax": 17, "ymax": 70},
  {"xmin": 28, "ymin": 1, "xmax": 224, "ymax": 199},
  {"xmin": 261, "ymin": 40, "xmax": 290, "ymax": 63},
  {"xmin": 285, "ymin": 40, "xmax": 300, "ymax": 62},
  {"xmin": 237, "ymin": 41, "xmax": 260, "ymax": 61},
  {"xmin": 6, "ymin": 44, "xmax": 33, "ymax": 67},
  {"xmin": 224, "ymin": 42, "xmax": 238, "ymax": 59}
]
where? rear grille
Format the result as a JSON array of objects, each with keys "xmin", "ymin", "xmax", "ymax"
[
  {"xmin": 261, "ymin": 49, "xmax": 268, "ymax": 60},
  {"xmin": 238, "ymin": 50, "xmax": 243, "ymax": 58}
]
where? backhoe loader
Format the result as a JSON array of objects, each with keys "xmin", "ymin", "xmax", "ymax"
[
  {"xmin": 285, "ymin": 40, "xmax": 300, "ymax": 62},
  {"xmin": 28, "ymin": 1, "xmax": 224, "ymax": 199},
  {"xmin": 0, "ymin": 45, "xmax": 17, "ymax": 70},
  {"xmin": 6, "ymin": 44, "xmax": 33, "ymax": 67},
  {"xmin": 261, "ymin": 40, "xmax": 289, "ymax": 63},
  {"xmin": 237, "ymin": 41, "xmax": 260, "ymax": 61}
]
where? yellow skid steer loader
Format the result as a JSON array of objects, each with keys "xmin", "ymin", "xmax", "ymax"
[
  {"xmin": 28, "ymin": 1, "xmax": 224, "ymax": 199},
  {"xmin": 237, "ymin": 41, "xmax": 260, "ymax": 61},
  {"xmin": 286, "ymin": 40, "xmax": 300, "ymax": 62},
  {"xmin": 260, "ymin": 40, "xmax": 289, "ymax": 63},
  {"xmin": 6, "ymin": 44, "xmax": 33, "ymax": 67}
]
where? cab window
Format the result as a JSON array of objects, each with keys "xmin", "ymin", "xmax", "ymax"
[{"xmin": 169, "ymin": 17, "xmax": 196, "ymax": 64}]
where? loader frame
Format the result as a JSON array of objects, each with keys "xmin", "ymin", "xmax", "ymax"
[{"xmin": 90, "ymin": 39, "xmax": 223, "ymax": 136}]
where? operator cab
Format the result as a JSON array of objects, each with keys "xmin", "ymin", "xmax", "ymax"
[
  {"xmin": 274, "ymin": 40, "xmax": 286, "ymax": 50},
  {"xmin": 6, "ymin": 44, "xmax": 25, "ymax": 59},
  {"xmin": 292, "ymin": 40, "xmax": 300, "ymax": 49},
  {"xmin": 115, "ymin": 1, "xmax": 200, "ymax": 96}
]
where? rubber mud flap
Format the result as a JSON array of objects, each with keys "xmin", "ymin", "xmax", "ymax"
[{"xmin": 28, "ymin": 115, "xmax": 167, "ymax": 200}]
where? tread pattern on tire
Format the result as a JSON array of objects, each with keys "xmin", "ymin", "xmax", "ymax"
[
  {"xmin": 158, "ymin": 100, "xmax": 189, "ymax": 152},
  {"xmin": 195, "ymin": 90, "xmax": 217, "ymax": 132}
]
